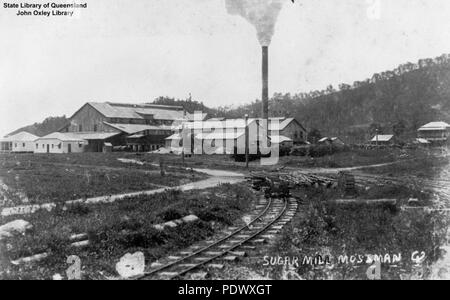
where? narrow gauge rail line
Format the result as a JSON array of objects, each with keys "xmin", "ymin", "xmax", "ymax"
[{"xmin": 135, "ymin": 196, "xmax": 295, "ymax": 280}]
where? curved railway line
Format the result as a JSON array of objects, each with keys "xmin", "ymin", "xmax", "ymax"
[{"xmin": 135, "ymin": 196, "xmax": 298, "ymax": 280}]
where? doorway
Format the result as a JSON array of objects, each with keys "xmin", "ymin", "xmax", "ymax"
[
  {"xmin": 68, "ymin": 143, "xmax": 72, "ymax": 153},
  {"xmin": 46, "ymin": 144, "xmax": 50, "ymax": 153}
]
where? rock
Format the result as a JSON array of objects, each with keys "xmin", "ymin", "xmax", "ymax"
[
  {"xmin": 182, "ymin": 215, "xmax": 199, "ymax": 223},
  {"xmin": 115, "ymin": 252, "xmax": 145, "ymax": 279},
  {"xmin": 11, "ymin": 252, "xmax": 48, "ymax": 265},
  {"xmin": 153, "ymin": 224, "xmax": 164, "ymax": 231},
  {"xmin": 163, "ymin": 221, "xmax": 178, "ymax": 228},
  {"xmin": 0, "ymin": 220, "xmax": 32, "ymax": 240}
]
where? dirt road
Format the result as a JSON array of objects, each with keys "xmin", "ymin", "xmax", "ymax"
[{"xmin": 0, "ymin": 167, "xmax": 245, "ymax": 217}]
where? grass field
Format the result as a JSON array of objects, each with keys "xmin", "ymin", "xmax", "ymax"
[
  {"xmin": 137, "ymin": 148, "xmax": 431, "ymax": 172},
  {"xmin": 0, "ymin": 153, "xmax": 206, "ymax": 207},
  {"xmin": 256, "ymin": 154, "xmax": 450, "ymax": 280},
  {"xmin": 0, "ymin": 183, "xmax": 255, "ymax": 280},
  {"xmin": 273, "ymin": 193, "xmax": 448, "ymax": 280}
]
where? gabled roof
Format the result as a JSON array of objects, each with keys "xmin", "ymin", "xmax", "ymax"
[
  {"xmin": 418, "ymin": 121, "xmax": 450, "ymax": 131},
  {"xmin": 165, "ymin": 133, "xmax": 182, "ymax": 140},
  {"xmin": 104, "ymin": 122, "xmax": 172, "ymax": 135},
  {"xmin": 72, "ymin": 102, "xmax": 186, "ymax": 121},
  {"xmin": 68, "ymin": 132, "xmax": 120, "ymax": 140},
  {"xmin": 175, "ymin": 117, "xmax": 306, "ymax": 132},
  {"xmin": 318, "ymin": 137, "xmax": 344, "ymax": 143},
  {"xmin": 36, "ymin": 132, "xmax": 87, "ymax": 142},
  {"xmin": 2, "ymin": 131, "xmax": 39, "ymax": 142},
  {"xmin": 415, "ymin": 138, "xmax": 431, "ymax": 144},
  {"xmin": 270, "ymin": 135, "xmax": 293, "ymax": 143},
  {"xmin": 371, "ymin": 135, "xmax": 394, "ymax": 142},
  {"xmin": 202, "ymin": 131, "xmax": 245, "ymax": 140}
]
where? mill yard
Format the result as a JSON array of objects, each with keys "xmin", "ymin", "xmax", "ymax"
[{"xmin": 0, "ymin": 146, "xmax": 449, "ymax": 280}]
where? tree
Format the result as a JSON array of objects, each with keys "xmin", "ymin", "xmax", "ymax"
[
  {"xmin": 393, "ymin": 120, "xmax": 407, "ymax": 137},
  {"xmin": 308, "ymin": 128, "xmax": 322, "ymax": 144}
]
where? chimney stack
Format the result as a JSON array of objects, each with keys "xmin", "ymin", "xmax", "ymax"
[{"xmin": 262, "ymin": 46, "xmax": 269, "ymax": 120}]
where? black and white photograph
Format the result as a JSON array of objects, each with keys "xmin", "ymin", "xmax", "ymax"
[{"xmin": 1, "ymin": 0, "xmax": 450, "ymax": 285}]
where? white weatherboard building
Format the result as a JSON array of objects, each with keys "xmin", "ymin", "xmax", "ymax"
[
  {"xmin": 418, "ymin": 121, "xmax": 450, "ymax": 144},
  {"xmin": 1, "ymin": 131, "xmax": 39, "ymax": 153},
  {"xmin": 34, "ymin": 132, "xmax": 88, "ymax": 154}
]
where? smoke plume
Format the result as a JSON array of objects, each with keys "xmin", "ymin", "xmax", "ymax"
[{"xmin": 226, "ymin": 0, "xmax": 285, "ymax": 46}]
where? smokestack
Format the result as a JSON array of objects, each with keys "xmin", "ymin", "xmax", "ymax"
[{"xmin": 262, "ymin": 46, "xmax": 269, "ymax": 120}]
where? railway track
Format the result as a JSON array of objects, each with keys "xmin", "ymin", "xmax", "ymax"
[{"xmin": 135, "ymin": 196, "xmax": 298, "ymax": 280}]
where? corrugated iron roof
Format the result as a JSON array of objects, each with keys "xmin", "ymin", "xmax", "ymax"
[
  {"xmin": 68, "ymin": 132, "xmax": 120, "ymax": 140},
  {"xmin": 418, "ymin": 121, "xmax": 450, "ymax": 131},
  {"xmin": 36, "ymin": 132, "xmax": 87, "ymax": 142},
  {"xmin": 415, "ymin": 138, "xmax": 431, "ymax": 144},
  {"xmin": 203, "ymin": 131, "xmax": 245, "ymax": 140},
  {"xmin": 2, "ymin": 131, "xmax": 39, "ymax": 142},
  {"xmin": 174, "ymin": 117, "xmax": 302, "ymax": 132},
  {"xmin": 270, "ymin": 135, "xmax": 293, "ymax": 143},
  {"xmin": 88, "ymin": 102, "xmax": 185, "ymax": 121},
  {"xmin": 371, "ymin": 135, "xmax": 394, "ymax": 142},
  {"xmin": 104, "ymin": 123, "xmax": 172, "ymax": 134}
]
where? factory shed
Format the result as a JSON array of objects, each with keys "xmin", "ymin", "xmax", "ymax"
[
  {"xmin": 34, "ymin": 132, "xmax": 88, "ymax": 154},
  {"xmin": 103, "ymin": 123, "xmax": 174, "ymax": 152},
  {"xmin": 68, "ymin": 132, "xmax": 122, "ymax": 152}
]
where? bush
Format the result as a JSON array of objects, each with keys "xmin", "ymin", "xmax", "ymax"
[{"xmin": 158, "ymin": 208, "xmax": 184, "ymax": 222}]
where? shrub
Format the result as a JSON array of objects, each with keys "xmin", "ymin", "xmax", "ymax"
[{"xmin": 158, "ymin": 208, "xmax": 184, "ymax": 222}]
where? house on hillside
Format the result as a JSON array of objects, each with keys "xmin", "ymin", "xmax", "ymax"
[
  {"xmin": 34, "ymin": 133, "xmax": 88, "ymax": 154},
  {"xmin": 370, "ymin": 134, "xmax": 395, "ymax": 146},
  {"xmin": 60, "ymin": 102, "xmax": 200, "ymax": 152},
  {"xmin": 417, "ymin": 121, "xmax": 450, "ymax": 144},
  {"xmin": 0, "ymin": 132, "xmax": 39, "ymax": 153}
]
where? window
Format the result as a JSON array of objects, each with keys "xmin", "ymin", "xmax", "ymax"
[
  {"xmin": 79, "ymin": 124, "xmax": 83, "ymax": 132},
  {"xmin": 36, "ymin": 144, "xmax": 38, "ymax": 149},
  {"xmin": 58, "ymin": 144, "xmax": 62, "ymax": 149},
  {"xmin": 79, "ymin": 143, "xmax": 83, "ymax": 148},
  {"xmin": 52, "ymin": 144, "xmax": 54, "ymax": 149},
  {"xmin": 94, "ymin": 124, "xmax": 98, "ymax": 132},
  {"xmin": 42, "ymin": 144, "xmax": 44, "ymax": 149},
  {"xmin": 22, "ymin": 143, "xmax": 25, "ymax": 147},
  {"xmin": 14, "ymin": 143, "xmax": 17, "ymax": 148}
]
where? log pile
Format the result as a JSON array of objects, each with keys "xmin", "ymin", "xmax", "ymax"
[{"xmin": 247, "ymin": 171, "xmax": 336, "ymax": 190}]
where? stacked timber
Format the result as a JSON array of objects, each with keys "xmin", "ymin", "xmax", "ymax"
[{"xmin": 247, "ymin": 171, "xmax": 336, "ymax": 189}]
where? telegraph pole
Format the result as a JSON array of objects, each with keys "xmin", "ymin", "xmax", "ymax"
[{"xmin": 245, "ymin": 114, "xmax": 249, "ymax": 169}]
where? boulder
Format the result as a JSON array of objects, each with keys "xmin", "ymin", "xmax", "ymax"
[
  {"xmin": 182, "ymin": 215, "xmax": 199, "ymax": 223},
  {"xmin": 153, "ymin": 224, "xmax": 165, "ymax": 231},
  {"xmin": 163, "ymin": 221, "xmax": 178, "ymax": 228},
  {"xmin": 0, "ymin": 220, "xmax": 32, "ymax": 240}
]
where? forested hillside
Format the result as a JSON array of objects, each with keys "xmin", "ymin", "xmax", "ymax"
[
  {"xmin": 7, "ymin": 116, "xmax": 69, "ymax": 137},
  {"xmin": 217, "ymin": 53, "xmax": 450, "ymax": 143}
]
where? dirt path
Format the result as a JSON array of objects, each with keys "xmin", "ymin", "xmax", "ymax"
[
  {"xmin": 288, "ymin": 159, "xmax": 412, "ymax": 175},
  {"xmin": 0, "ymin": 167, "xmax": 245, "ymax": 217}
]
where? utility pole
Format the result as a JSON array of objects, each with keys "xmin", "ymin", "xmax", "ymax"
[
  {"xmin": 376, "ymin": 129, "xmax": 379, "ymax": 148},
  {"xmin": 181, "ymin": 121, "xmax": 185, "ymax": 167},
  {"xmin": 245, "ymin": 114, "xmax": 249, "ymax": 169}
]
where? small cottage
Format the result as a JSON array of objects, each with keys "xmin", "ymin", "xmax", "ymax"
[{"xmin": 34, "ymin": 132, "xmax": 87, "ymax": 154}]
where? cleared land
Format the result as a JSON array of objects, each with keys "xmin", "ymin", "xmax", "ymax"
[
  {"xmin": 227, "ymin": 156, "xmax": 450, "ymax": 280},
  {"xmin": 0, "ymin": 183, "xmax": 255, "ymax": 280},
  {"xmin": 0, "ymin": 153, "xmax": 206, "ymax": 207}
]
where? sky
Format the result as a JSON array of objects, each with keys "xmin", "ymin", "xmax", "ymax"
[{"xmin": 1, "ymin": 0, "xmax": 450, "ymax": 136}]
